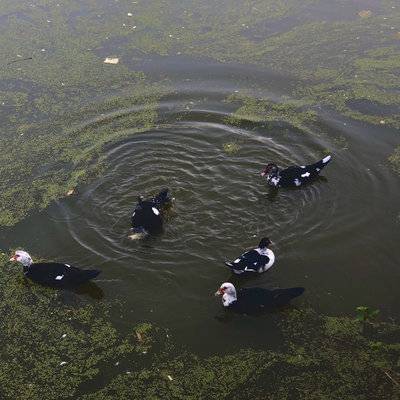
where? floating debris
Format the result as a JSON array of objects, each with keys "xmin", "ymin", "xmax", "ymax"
[
  {"xmin": 127, "ymin": 12, "xmax": 133, "ymax": 16},
  {"xmin": 380, "ymin": 120, "xmax": 386, "ymax": 125},
  {"xmin": 167, "ymin": 375, "xmax": 173, "ymax": 381},
  {"xmin": 66, "ymin": 189, "xmax": 75, "ymax": 196},
  {"xmin": 61, "ymin": 334, "xmax": 67, "ymax": 338},
  {"xmin": 223, "ymin": 141, "xmax": 241, "ymax": 155},
  {"xmin": 59, "ymin": 361, "xmax": 67, "ymax": 366},
  {"xmin": 135, "ymin": 331, "xmax": 143, "ymax": 342},
  {"xmin": 358, "ymin": 10, "xmax": 372, "ymax": 18},
  {"xmin": 128, "ymin": 232, "xmax": 146, "ymax": 240},
  {"xmin": 104, "ymin": 57, "xmax": 119, "ymax": 64}
]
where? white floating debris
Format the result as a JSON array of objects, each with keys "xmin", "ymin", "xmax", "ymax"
[
  {"xmin": 168, "ymin": 34, "xmax": 173, "ymax": 37},
  {"xmin": 60, "ymin": 361, "xmax": 67, "ymax": 366},
  {"xmin": 380, "ymin": 120, "xmax": 386, "ymax": 124},
  {"xmin": 115, "ymin": 361, "xmax": 120, "ymax": 366},
  {"xmin": 104, "ymin": 57, "xmax": 119, "ymax": 64},
  {"xmin": 17, "ymin": 54, "xmax": 22, "ymax": 58},
  {"xmin": 167, "ymin": 375, "xmax": 173, "ymax": 381},
  {"xmin": 66, "ymin": 189, "xmax": 75, "ymax": 196},
  {"xmin": 61, "ymin": 334, "xmax": 67, "ymax": 338},
  {"xmin": 127, "ymin": 12, "xmax": 133, "ymax": 16},
  {"xmin": 132, "ymin": 26, "xmax": 136, "ymax": 29},
  {"xmin": 41, "ymin": 49, "xmax": 46, "ymax": 52}
]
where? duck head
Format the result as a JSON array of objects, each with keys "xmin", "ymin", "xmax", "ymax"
[
  {"xmin": 261, "ymin": 163, "xmax": 279, "ymax": 177},
  {"xmin": 9, "ymin": 250, "xmax": 33, "ymax": 267},
  {"xmin": 215, "ymin": 282, "xmax": 237, "ymax": 307},
  {"xmin": 258, "ymin": 237, "xmax": 272, "ymax": 249}
]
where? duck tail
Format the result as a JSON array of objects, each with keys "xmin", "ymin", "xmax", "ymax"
[
  {"xmin": 154, "ymin": 188, "xmax": 171, "ymax": 207},
  {"xmin": 82, "ymin": 269, "xmax": 101, "ymax": 281},
  {"xmin": 286, "ymin": 287, "xmax": 305, "ymax": 299},
  {"xmin": 313, "ymin": 154, "xmax": 332, "ymax": 171}
]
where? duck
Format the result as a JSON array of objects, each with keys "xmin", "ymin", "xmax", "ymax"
[
  {"xmin": 215, "ymin": 282, "xmax": 304, "ymax": 314},
  {"xmin": 260, "ymin": 155, "xmax": 332, "ymax": 188},
  {"xmin": 9, "ymin": 250, "xmax": 101, "ymax": 289},
  {"xmin": 130, "ymin": 188, "xmax": 172, "ymax": 237},
  {"xmin": 224, "ymin": 237, "xmax": 275, "ymax": 274}
]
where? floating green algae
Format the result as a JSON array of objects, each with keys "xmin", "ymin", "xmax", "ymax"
[
  {"xmin": 1, "ymin": 0, "xmax": 400, "ymax": 226},
  {"xmin": 2, "ymin": 249, "xmax": 399, "ymax": 400},
  {"xmin": 388, "ymin": 145, "xmax": 400, "ymax": 175},
  {"xmin": 223, "ymin": 141, "xmax": 241, "ymax": 155}
]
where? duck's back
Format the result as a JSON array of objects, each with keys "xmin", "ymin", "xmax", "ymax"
[
  {"xmin": 230, "ymin": 287, "xmax": 305, "ymax": 313},
  {"xmin": 26, "ymin": 263, "xmax": 100, "ymax": 288}
]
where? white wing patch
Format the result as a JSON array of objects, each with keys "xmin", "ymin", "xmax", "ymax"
[
  {"xmin": 316, "ymin": 168, "xmax": 320, "ymax": 172},
  {"xmin": 300, "ymin": 166, "xmax": 306, "ymax": 168},
  {"xmin": 301, "ymin": 172, "xmax": 311, "ymax": 178},
  {"xmin": 294, "ymin": 178, "xmax": 301, "ymax": 186},
  {"xmin": 234, "ymin": 258, "xmax": 240, "ymax": 263},
  {"xmin": 64, "ymin": 264, "xmax": 71, "ymax": 268},
  {"xmin": 55, "ymin": 275, "xmax": 64, "ymax": 280},
  {"xmin": 270, "ymin": 177, "xmax": 280, "ymax": 186},
  {"xmin": 322, "ymin": 155, "xmax": 331, "ymax": 164},
  {"xmin": 151, "ymin": 207, "xmax": 160, "ymax": 215}
]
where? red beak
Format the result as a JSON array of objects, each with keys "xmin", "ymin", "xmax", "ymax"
[
  {"xmin": 215, "ymin": 288, "xmax": 225, "ymax": 296},
  {"xmin": 9, "ymin": 255, "xmax": 17, "ymax": 262},
  {"xmin": 260, "ymin": 170, "xmax": 266, "ymax": 177}
]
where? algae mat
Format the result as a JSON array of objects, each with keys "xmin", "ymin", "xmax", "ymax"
[{"xmin": 0, "ymin": 0, "xmax": 399, "ymax": 226}]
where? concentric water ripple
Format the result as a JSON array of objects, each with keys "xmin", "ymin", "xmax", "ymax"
[{"xmin": 3, "ymin": 94, "xmax": 399, "ymax": 351}]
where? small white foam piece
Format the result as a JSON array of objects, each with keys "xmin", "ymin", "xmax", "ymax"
[
  {"xmin": 65, "ymin": 264, "xmax": 71, "ymax": 268},
  {"xmin": 55, "ymin": 275, "xmax": 64, "ymax": 280},
  {"xmin": 301, "ymin": 172, "xmax": 310, "ymax": 178},
  {"xmin": 60, "ymin": 361, "xmax": 67, "ymax": 366},
  {"xmin": 322, "ymin": 155, "xmax": 331, "ymax": 164},
  {"xmin": 61, "ymin": 334, "xmax": 67, "ymax": 338},
  {"xmin": 132, "ymin": 212, "xmax": 135, "ymax": 217},
  {"xmin": 152, "ymin": 207, "xmax": 160, "ymax": 215},
  {"xmin": 104, "ymin": 57, "xmax": 119, "ymax": 64},
  {"xmin": 300, "ymin": 165, "xmax": 306, "ymax": 168}
]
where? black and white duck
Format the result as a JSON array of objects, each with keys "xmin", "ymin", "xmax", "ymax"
[
  {"xmin": 261, "ymin": 155, "xmax": 332, "ymax": 188},
  {"xmin": 130, "ymin": 188, "xmax": 172, "ymax": 239},
  {"xmin": 215, "ymin": 282, "xmax": 304, "ymax": 314},
  {"xmin": 9, "ymin": 250, "xmax": 101, "ymax": 289},
  {"xmin": 224, "ymin": 237, "xmax": 275, "ymax": 275}
]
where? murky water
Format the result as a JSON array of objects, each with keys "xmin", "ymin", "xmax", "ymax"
[{"xmin": 0, "ymin": 0, "xmax": 400, "ymax": 391}]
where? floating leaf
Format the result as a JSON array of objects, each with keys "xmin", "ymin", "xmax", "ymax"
[{"xmin": 358, "ymin": 10, "xmax": 372, "ymax": 18}]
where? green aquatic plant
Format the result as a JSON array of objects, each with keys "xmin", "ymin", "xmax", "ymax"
[
  {"xmin": 356, "ymin": 306, "xmax": 380, "ymax": 323},
  {"xmin": 1, "ymin": 249, "xmax": 399, "ymax": 399},
  {"xmin": 388, "ymin": 146, "xmax": 400, "ymax": 175}
]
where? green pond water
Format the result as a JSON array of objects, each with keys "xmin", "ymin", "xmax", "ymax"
[{"xmin": 0, "ymin": 0, "xmax": 399, "ymax": 399}]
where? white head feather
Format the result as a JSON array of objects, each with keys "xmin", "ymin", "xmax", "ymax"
[
  {"xmin": 215, "ymin": 282, "xmax": 237, "ymax": 306},
  {"xmin": 10, "ymin": 250, "xmax": 33, "ymax": 267}
]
